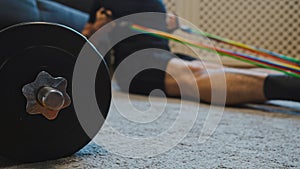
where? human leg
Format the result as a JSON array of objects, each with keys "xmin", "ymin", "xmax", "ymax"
[{"xmin": 165, "ymin": 58, "xmax": 270, "ymax": 105}]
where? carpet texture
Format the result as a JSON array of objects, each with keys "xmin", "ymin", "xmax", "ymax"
[{"xmin": 1, "ymin": 90, "xmax": 300, "ymax": 169}]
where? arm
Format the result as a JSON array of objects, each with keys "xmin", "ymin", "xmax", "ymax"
[{"xmin": 82, "ymin": 23, "xmax": 94, "ymax": 37}]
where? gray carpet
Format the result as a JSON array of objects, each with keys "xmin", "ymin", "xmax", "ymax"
[{"xmin": 1, "ymin": 90, "xmax": 300, "ymax": 169}]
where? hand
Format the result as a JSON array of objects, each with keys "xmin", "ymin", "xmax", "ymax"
[
  {"xmin": 94, "ymin": 8, "xmax": 113, "ymax": 30},
  {"xmin": 166, "ymin": 12, "xmax": 179, "ymax": 33},
  {"xmin": 82, "ymin": 8, "xmax": 114, "ymax": 38}
]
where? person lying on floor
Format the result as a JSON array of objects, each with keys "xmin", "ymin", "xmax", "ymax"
[{"xmin": 82, "ymin": 0, "xmax": 300, "ymax": 105}]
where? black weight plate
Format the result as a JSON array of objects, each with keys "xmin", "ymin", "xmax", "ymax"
[{"xmin": 0, "ymin": 23, "xmax": 111, "ymax": 162}]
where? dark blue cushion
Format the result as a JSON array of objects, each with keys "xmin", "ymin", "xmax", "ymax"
[
  {"xmin": 37, "ymin": 0, "xmax": 89, "ymax": 32},
  {"xmin": 51, "ymin": 0, "xmax": 95, "ymax": 13},
  {"xmin": 0, "ymin": 0, "xmax": 39, "ymax": 30},
  {"xmin": 0, "ymin": 0, "xmax": 89, "ymax": 32}
]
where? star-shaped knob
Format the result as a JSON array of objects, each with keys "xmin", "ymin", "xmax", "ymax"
[{"xmin": 22, "ymin": 71, "xmax": 71, "ymax": 120}]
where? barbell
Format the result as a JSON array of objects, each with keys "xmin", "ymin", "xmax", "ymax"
[{"xmin": 0, "ymin": 22, "xmax": 111, "ymax": 162}]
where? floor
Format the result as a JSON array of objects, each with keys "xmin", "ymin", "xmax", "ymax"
[{"xmin": 1, "ymin": 90, "xmax": 300, "ymax": 169}]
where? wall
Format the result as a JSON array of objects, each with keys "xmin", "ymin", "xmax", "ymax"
[{"xmin": 163, "ymin": 0, "xmax": 300, "ymax": 66}]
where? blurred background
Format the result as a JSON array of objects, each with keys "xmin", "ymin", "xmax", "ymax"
[
  {"xmin": 1, "ymin": 0, "xmax": 299, "ymax": 66},
  {"xmin": 163, "ymin": 0, "xmax": 300, "ymax": 66}
]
